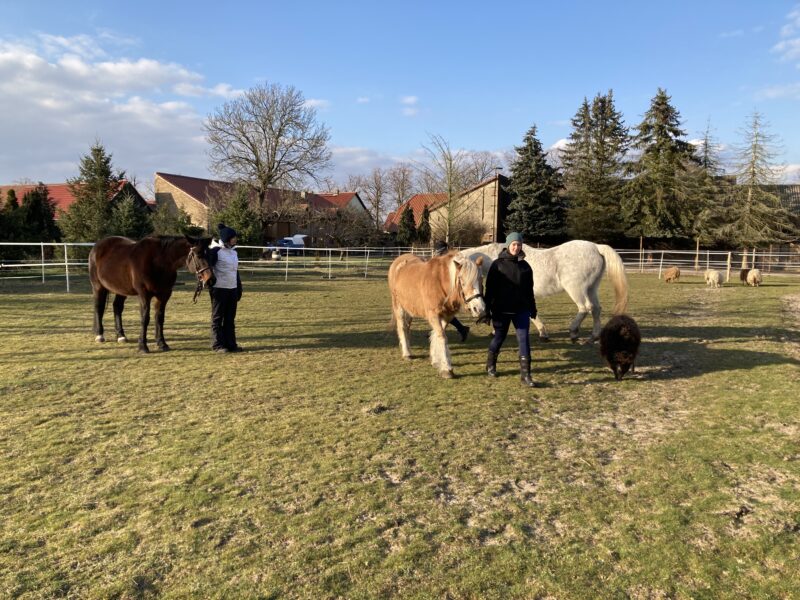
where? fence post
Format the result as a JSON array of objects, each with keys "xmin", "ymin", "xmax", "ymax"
[
  {"xmin": 726, "ymin": 252, "xmax": 732, "ymax": 283},
  {"xmin": 328, "ymin": 248, "xmax": 332, "ymax": 279},
  {"xmin": 639, "ymin": 236, "xmax": 644, "ymax": 273},
  {"xmin": 658, "ymin": 251, "xmax": 664, "ymax": 279},
  {"xmin": 364, "ymin": 247, "xmax": 370, "ymax": 278},
  {"xmin": 695, "ymin": 238, "xmax": 700, "ymax": 272},
  {"xmin": 752, "ymin": 247, "xmax": 756, "ymax": 270},
  {"xmin": 64, "ymin": 243, "xmax": 70, "ymax": 293},
  {"xmin": 41, "ymin": 242, "xmax": 45, "ymax": 284},
  {"xmin": 284, "ymin": 250, "xmax": 289, "ymax": 282},
  {"xmin": 706, "ymin": 250, "xmax": 709, "ymax": 271}
]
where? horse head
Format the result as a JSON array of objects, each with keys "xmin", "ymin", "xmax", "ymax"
[
  {"xmin": 184, "ymin": 235, "xmax": 215, "ymax": 289},
  {"xmin": 453, "ymin": 255, "xmax": 487, "ymax": 318}
]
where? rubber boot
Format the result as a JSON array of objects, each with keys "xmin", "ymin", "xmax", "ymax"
[
  {"xmin": 519, "ymin": 355, "xmax": 536, "ymax": 387},
  {"xmin": 486, "ymin": 350, "xmax": 498, "ymax": 377}
]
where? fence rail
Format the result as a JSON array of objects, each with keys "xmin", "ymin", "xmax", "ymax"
[{"xmin": 2, "ymin": 242, "xmax": 799, "ymax": 291}]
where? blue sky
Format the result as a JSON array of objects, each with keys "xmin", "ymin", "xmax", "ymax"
[{"xmin": 1, "ymin": 1, "xmax": 799, "ymax": 193}]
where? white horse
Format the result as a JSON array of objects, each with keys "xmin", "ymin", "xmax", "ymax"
[{"xmin": 461, "ymin": 240, "xmax": 628, "ymax": 342}]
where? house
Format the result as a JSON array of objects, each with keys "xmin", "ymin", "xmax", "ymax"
[
  {"xmin": 0, "ymin": 180, "xmax": 148, "ymax": 219},
  {"xmin": 383, "ymin": 193, "xmax": 447, "ymax": 233},
  {"xmin": 766, "ymin": 184, "xmax": 800, "ymax": 216},
  {"xmin": 154, "ymin": 172, "xmax": 367, "ymax": 244}
]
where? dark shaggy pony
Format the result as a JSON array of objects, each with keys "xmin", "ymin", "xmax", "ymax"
[{"xmin": 599, "ymin": 314, "xmax": 641, "ymax": 381}]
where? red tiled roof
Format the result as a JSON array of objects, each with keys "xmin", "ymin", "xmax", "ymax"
[
  {"xmin": 383, "ymin": 193, "xmax": 446, "ymax": 232},
  {"xmin": 0, "ymin": 180, "xmax": 132, "ymax": 217},
  {"xmin": 319, "ymin": 191, "xmax": 358, "ymax": 208}
]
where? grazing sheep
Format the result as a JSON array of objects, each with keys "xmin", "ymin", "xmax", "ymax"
[
  {"xmin": 663, "ymin": 266, "xmax": 680, "ymax": 283},
  {"xmin": 704, "ymin": 269, "xmax": 722, "ymax": 288},
  {"xmin": 599, "ymin": 314, "xmax": 641, "ymax": 381},
  {"xmin": 740, "ymin": 268, "xmax": 750, "ymax": 285},
  {"xmin": 746, "ymin": 268, "xmax": 762, "ymax": 287}
]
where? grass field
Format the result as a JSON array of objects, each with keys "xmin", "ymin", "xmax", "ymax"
[{"xmin": 1, "ymin": 267, "xmax": 799, "ymax": 599}]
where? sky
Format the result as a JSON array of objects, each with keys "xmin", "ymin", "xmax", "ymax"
[{"xmin": 1, "ymin": 1, "xmax": 800, "ymax": 196}]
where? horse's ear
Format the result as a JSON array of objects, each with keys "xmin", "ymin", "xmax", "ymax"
[
  {"xmin": 452, "ymin": 256, "xmax": 464, "ymax": 267},
  {"xmin": 475, "ymin": 256, "xmax": 484, "ymax": 267}
]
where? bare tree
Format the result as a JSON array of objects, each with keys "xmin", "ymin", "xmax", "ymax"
[
  {"xmin": 416, "ymin": 134, "xmax": 474, "ymax": 243},
  {"xmin": 463, "ymin": 150, "xmax": 502, "ymax": 188},
  {"xmin": 386, "ymin": 162, "xmax": 417, "ymax": 210},
  {"xmin": 204, "ymin": 82, "xmax": 331, "ymax": 232},
  {"xmin": 347, "ymin": 167, "xmax": 389, "ymax": 231}
]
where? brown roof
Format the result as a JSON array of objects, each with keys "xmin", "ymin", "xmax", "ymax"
[
  {"xmin": 383, "ymin": 193, "xmax": 446, "ymax": 232},
  {"xmin": 156, "ymin": 172, "xmax": 341, "ymax": 213},
  {"xmin": 0, "ymin": 180, "xmax": 134, "ymax": 217},
  {"xmin": 319, "ymin": 191, "xmax": 358, "ymax": 208}
]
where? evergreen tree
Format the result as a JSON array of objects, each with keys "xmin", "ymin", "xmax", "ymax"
[
  {"xmin": 60, "ymin": 142, "xmax": 125, "ymax": 242},
  {"xmin": 4, "ymin": 188, "xmax": 19, "ymax": 212},
  {"xmin": 416, "ymin": 206, "xmax": 431, "ymax": 244},
  {"xmin": 109, "ymin": 193, "xmax": 153, "ymax": 239},
  {"xmin": 210, "ymin": 184, "xmax": 262, "ymax": 244},
  {"xmin": 151, "ymin": 202, "xmax": 194, "ymax": 236},
  {"xmin": 20, "ymin": 183, "xmax": 60, "ymax": 242},
  {"xmin": 623, "ymin": 88, "xmax": 698, "ymax": 239},
  {"xmin": 396, "ymin": 205, "xmax": 417, "ymax": 247},
  {"xmin": 684, "ymin": 122, "xmax": 728, "ymax": 247},
  {"xmin": 715, "ymin": 112, "xmax": 798, "ymax": 246},
  {"xmin": 504, "ymin": 124, "xmax": 565, "ymax": 242},
  {"xmin": 562, "ymin": 91, "xmax": 629, "ymax": 242}
]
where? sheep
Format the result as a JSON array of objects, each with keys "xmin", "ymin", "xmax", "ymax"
[
  {"xmin": 704, "ymin": 269, "xmax": 722, "ymax": 288},
  {"xmin": 746, "ymin": 268, "xmax": 762, "ymax": 287},
  {"xmin": 663, "ymin": 266, "xmax": 680, "ymax": 283},
  {"xmin": 599, "ymin": 315, "xmax": 641, "ymax": 381},
  {"xmin": 740, "ymin": 268, "xmax": 750, "ymax": 285}
]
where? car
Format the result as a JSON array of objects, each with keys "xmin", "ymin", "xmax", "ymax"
[{"xmin": 263, "ymin": 235, "xmax": 308, "ymax": 257}]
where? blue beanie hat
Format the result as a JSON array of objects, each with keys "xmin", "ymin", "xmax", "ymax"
[
  {"xmin": 217, "ymin": 223, "xmax": 238, "ymax": 244},
  {"xmin": 505, "ymin": 232, "xmax": 523, "ymax": 245}
]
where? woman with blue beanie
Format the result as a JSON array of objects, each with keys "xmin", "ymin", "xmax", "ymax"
[
  {"xmin": 483, "ymin": 232, "xmax": 537, "ymax": 387},
  {"xmin": 208, "ymin": 223, "xmax": 243, "ymax": 352}
]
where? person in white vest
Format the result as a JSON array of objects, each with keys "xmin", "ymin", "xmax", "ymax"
[{"xmin": 208, "ymin": 223, "xmax": 243, "ymax": 352}]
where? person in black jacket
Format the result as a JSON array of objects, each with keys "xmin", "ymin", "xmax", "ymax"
[
  {"xmin": 483, "ymin": 232, "xmax": 537, "ymax": 387},
  {"xmin": 433, "ymin": 240, "xmax": 470, "ymax": 342}
]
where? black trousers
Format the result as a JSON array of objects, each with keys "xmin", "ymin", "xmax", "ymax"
[{"xmin": 210, "ymin": 287, "xmax": 239, "ymax": 350}]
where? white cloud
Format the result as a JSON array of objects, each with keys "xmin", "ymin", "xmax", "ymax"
[
  {"xmin": 780, "ymin": 6, "xmax": 800, "ymax": 37},
  {"xmin": 772, "ymin": 38, "xmax": 800, "ymax": 63},
  {"xmin": 756, "ymin": 82, "xmax": 800, "ymax": 99},
  {"xmin": 400, "ymin": 95, "xmax": 418, "ymax": 105},
  {"xmin": 401, "ymin": 107, "xmax": 419, "ymax": 117},
  {"xmin": 304, "ymin": 98, "xmax": 331, "ymax": 110},
  {"xmin": 778, "ymin": 163, "xmax": 800, "ymax": 182},
  {"xmin": 356, "ymin": 96, "xmax": 370, "ymax": 104},
  {"xmin": 719, "ymin": 29, "xmax": 744, "ymax": 39},
  {"xmin": 0, "ymin": 32, "xmax": 244, "ymax": 186}
]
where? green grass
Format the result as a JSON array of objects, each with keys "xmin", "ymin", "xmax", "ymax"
[{"xmin": 1, "ymin": 268, "xmax": 799, "ymax": 598}]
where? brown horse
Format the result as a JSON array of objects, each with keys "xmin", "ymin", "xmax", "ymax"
[
  {"xmin": 89, "ymin": 235, "xmax": 214, "ymax": 353},
  {"xmin": 388, "ymin": 251, "xmax": 486, "ymax": 378}
]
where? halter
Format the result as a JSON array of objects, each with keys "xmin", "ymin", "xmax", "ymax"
[
  {"xmin": 186, "ymin": 248, "xmax": 212, "ymax": 304},
  {"xmin": 457, "ymin": 265, "xmax": 484, "ymax": 305}
]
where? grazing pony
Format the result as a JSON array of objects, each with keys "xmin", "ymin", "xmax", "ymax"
[
  {"xmin": 89, "ymin": 235, "xmax": 214, "ymax": 353},
  {"xmin": 599, "ymin": 314, "xmax": 641, "ymax": 381},
  {"xmin": 663, "ymin": 266, "xmax": 680, "ymax": 283},
  {"xmin": 740, "ymin": 268, "xmax": 750, "ymax": 285},
  {"xmin": 704, "ymin": 269, "xmax": 722, "ymax": 288},
  {"xmin": 746, "ymin": 268, "xmax": 763, "ymax": 287},
  {"xmin": 388, "ymin": 251, "xmax": 486, "ymax": 378},
  {"xmin": 461, "ymin": 240, "xmax": 628, "ymax": 342}
]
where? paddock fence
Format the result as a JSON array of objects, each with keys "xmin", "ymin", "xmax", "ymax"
[{"xmin": 1, "ymin": 241, "xmax": 799, "ymax": 292}]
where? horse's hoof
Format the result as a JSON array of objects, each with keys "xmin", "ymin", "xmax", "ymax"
[
  {"xmin": 570, "ymin": 336, "xmax": 579, "ymax": 344},
  {"xmin": 539, "ymin": 336, "xmax": 550, "ymax": 342},
  {"xmin": 403, "ymin": 355, "xmax": 412, "ymax": 361},
  {"xmin": 95, "ymin": 335, "xmax": 105, "ymax": 343},
  {"xmin": 117, "ymin": 336, "xmax": 127, "ymax": 343},
  {"xmin": 159, "ymin": 344, "xmax": 171, "ymax": 352},
  {"xmin": 138, "ymin": 347, "xmax": 150, "ymax": 354},
  {"xmin": 440, "ymin": 369, "xmax": 454, "ymax": 379}
]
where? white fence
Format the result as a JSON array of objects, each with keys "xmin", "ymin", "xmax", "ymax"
[{"xmin": 1, "ymin": 242, "xmax": 799, "ymax": 292}]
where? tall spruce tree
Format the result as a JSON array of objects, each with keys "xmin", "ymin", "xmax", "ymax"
[
  {"xmin": 209, "ymin": 184, "xmax": 262, "ymax": 244},
  {"xmin": 684, "ymin": 122, "xmax": 728, "ymax": 247},
  {"xmin": 396, "ymin": 205, "xmax": 417, "ymax": 247},
  {"xmin": 109, "ymin": 193, "xmax": 153, "ymax": 239},
  {"xmin": 417, "ymin": 206, "xmax": 431, "ymax": 244},
  {"xmin": 623, "ymin": 88, "xmax": 698, "ymax": 239},
  {"xmin": 21, "ymin": 183, "xmax": 60, "ymax": 242},
  {"xmin": 715, "ymin": 112, "xmax": 798, "ymax": 246},
  {"xmin": 562, "ymin": 91, "xmax": 629, "ymax": 242},
  {"xmin": 60, "ymin": 142, "xmax": 125, "ymax": 242},
  {"xmin": 151, "ymin": 202, "xmax": 194, "ymax": 236},
  {"xmin": 504, "ymin": 124, "xmax": 566, "ymax": 242}
]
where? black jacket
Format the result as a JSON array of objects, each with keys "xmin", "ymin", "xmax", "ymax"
[{"xmin": 485, "ymin": 248, "xmax": 537, "ymax": 317}]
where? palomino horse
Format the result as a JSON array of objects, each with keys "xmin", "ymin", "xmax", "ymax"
[
  {"xmin": 388, "ymin": 251, "xmax": 486, "ymax": 378},
  {"xmin": 461, "ymin": 240, "xmax": 628, "ymax": 342},
  {"xmin": 89, "ymin": 235, "xmax": 214, "ymax": 353}
]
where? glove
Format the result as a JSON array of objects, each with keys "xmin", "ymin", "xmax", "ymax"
[{"xmin": 476, "ymin": 312, "xmax": 493, "ymax": 326}]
